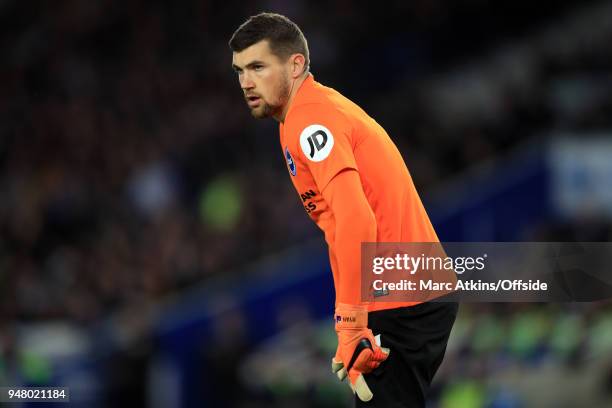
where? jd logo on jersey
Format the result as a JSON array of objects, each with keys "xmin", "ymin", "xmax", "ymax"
[
  {"xmin": 299, "ymin": 124, "xmax": 334, "ymax": 162},
  {"xmin": 306, "ymin": 130, "xmax": 327, "ymax": 158}
]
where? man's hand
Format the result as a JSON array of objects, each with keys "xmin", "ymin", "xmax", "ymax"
[{"xmin": 333, "ymin": 303, "xmax": 390, "ymax": 402}]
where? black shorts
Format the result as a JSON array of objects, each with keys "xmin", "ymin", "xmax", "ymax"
[{"xmin": 355, "ymin": 299, "xmax": 459, "ymax": 408}]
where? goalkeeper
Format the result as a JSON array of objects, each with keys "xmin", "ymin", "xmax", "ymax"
[{"xmin": 229, "ymin": 13, "xmax": 458, "ymax": 407}]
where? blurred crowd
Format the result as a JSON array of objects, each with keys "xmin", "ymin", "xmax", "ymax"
[
  {"xmin": 2, "ymin": 0, "xmax": 612, "ymax": 324},
  {"xmin": 0, "ymin": 0, "xmax": 310, "ymax": 323},
  {"xmin": 224, "ymin": 301, "xmax": 612, "ymax": 408},
  {"xmin": 1, "ymin": 1, "xmax": 611, "ymax": 406}
]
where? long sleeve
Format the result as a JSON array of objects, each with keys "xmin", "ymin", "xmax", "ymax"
[{"xmin": 322, "ymin": 169, "xmax": 377, "ymax": 304}]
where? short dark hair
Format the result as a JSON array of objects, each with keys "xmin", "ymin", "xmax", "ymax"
[{"xmin": 229, "ymin": 12, "xmax": 309, "ymax": 70}]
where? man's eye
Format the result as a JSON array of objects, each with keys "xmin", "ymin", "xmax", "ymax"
[{"xmin": 254, "ymin": 65, "xmax": 263, "ymax": 71}]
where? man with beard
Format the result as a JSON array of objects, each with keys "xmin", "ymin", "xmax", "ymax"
[{"xmin": 229, "ymin": 13, "xmax": 458, "ymax": 407}]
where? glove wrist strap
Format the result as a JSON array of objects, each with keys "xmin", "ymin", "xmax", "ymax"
[{"xmin": 335, "ymin": 303, "xmax": 368, "ymax": 329}]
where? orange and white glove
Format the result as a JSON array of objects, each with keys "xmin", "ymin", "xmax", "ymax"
[
  {"xmin": 331, "ymin": 345, "xmax": 348, "ymax": 381},
  {"xmin": 332, "ymin": 303, "xmax": 390, "ymax": 402}
]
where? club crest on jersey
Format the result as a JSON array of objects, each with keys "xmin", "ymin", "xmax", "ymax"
[
  {"xmin": 299, "ymin": 124, "xmax": 334, "ymax": 162},
  {"xmin": 285, "ymin": 147, "xmax": 297, "ymax": 176}
]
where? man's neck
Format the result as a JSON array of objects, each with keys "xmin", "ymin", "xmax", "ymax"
[{"xmin": 275, "ymin": 72, "xmax": 308, "ymax": 123}]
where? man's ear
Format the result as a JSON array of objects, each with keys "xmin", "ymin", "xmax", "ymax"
[{"xmin": 290, "ymin": 54, "xmax": 306, "ymax": 78}]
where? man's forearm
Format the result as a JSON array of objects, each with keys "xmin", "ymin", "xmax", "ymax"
[{"xmin": 322, "ymin": 170, "xmax": 377, "ymax": 304}]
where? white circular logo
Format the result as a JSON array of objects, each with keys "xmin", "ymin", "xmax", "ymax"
[{"xmin": 299, "ymin": 124, "xmax": 334, "ymax": 162}]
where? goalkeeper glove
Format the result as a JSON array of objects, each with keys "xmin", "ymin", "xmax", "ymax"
[
  {"xmin": 333, "ymin": 303, "xmax": 390, "ymax": 402},
  {"xmin": 331, "ymin": 345, "xmax": 347, "ymax": 381}
]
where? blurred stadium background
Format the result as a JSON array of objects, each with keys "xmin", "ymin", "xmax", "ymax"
[{"xmin": 1, "ymin": 0, "xmax": 612, "ymax": 407}]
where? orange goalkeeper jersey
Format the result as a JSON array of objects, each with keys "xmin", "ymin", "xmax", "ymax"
[{"xmin": 280, "ymin": 74, "xmax": 439, "ymax": 312}]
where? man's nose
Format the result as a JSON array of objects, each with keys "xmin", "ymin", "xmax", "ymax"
[{"xmin": 240, "ymin": 72, "xmax": 254, "ymax": 90}]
